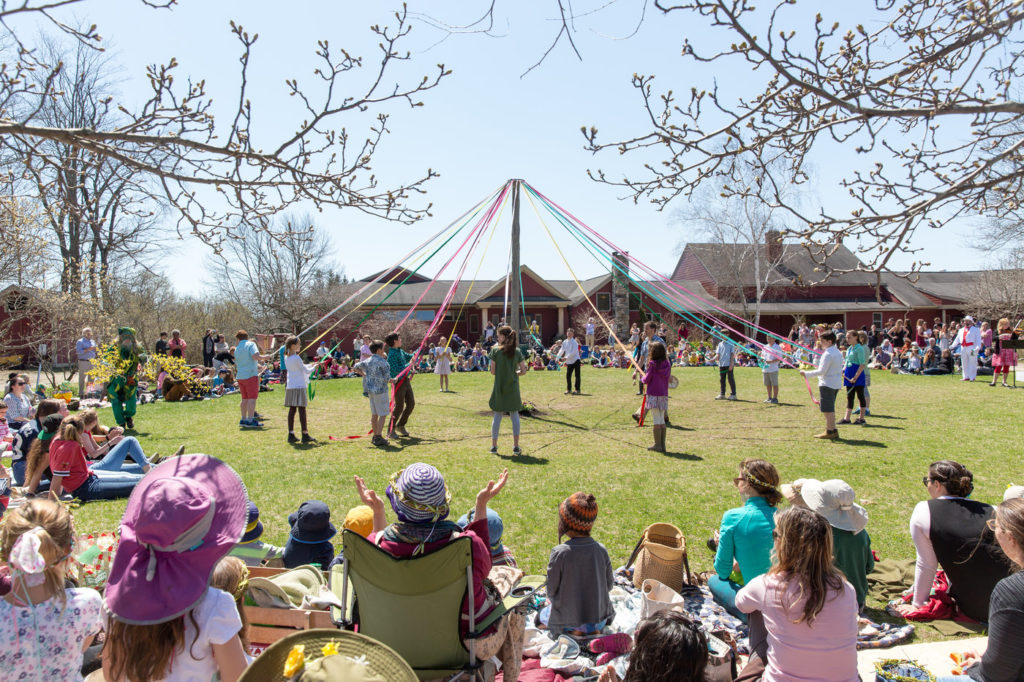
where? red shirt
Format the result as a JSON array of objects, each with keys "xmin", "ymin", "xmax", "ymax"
[{"xmin": 49, "ymin": 438, "xmax": 92, "ymax": 493}]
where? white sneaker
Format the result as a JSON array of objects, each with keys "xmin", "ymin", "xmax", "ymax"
[
  {"xmin": 727, "ymin": 394, "xmax": 737, "ymax": 401},
  {"xmin": 714, "ymin": 394, "xmax": 726, "ymax": 400}
]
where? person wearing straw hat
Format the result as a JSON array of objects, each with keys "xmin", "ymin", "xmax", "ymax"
[
  {"xmin": 102, "ymin": 454, "xmax": 249, "ymax": 682},
  {"xmin": 782, "ymin": 479, "xmax": 874, "ymax": 609},
  {"xmin": 240, "ymin": 628, "xmax": 417, "ymax": 682}
]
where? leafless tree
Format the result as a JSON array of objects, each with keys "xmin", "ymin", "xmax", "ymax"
[
  {"xmin": 0, "ymin": 2, "xmax": 449, "ymax": 249},
  {"xmin": 675, "ymin": 165, "xmax": 792, "ymax": 328},
  {"xmin": 966, "ymin": 247, "xmax": 1024, "ymax": 322},
  {"xmin": 583, "ymin": 0, "xmax": 1024, "ymax": 282},
  {"xmin": 0, "ymin": 196, "xmax": 52, "ymax": 287},
  {"xmin": 207, "ymin": 214, "xmax": 345, "ymax": 334},
  {"xmin": 3, "ymin": 35, "xmax": 163, "ymax": 305},
  {"xmin": 411, "ymin": 1, "xmax": 650, "ymax": 78}
]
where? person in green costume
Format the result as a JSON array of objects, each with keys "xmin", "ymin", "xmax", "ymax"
[
  {"xmin": 107, "ymin": 327, "xmax": 146, "ymax": 430},
  {"xmin": 488, "ymin": 325, "xmax": 528, "ymax": 456}
]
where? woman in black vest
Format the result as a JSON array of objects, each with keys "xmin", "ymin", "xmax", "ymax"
[
  {"xmin": 895, "ymin": 461, "xmax": 1011, "ymax": 622},
  {"xmin": 934, "ymin": 498, "xmax": 1024, "ymax": 681}
]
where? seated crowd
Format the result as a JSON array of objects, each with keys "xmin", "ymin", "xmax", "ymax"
[{"xmin": 1, "ymin": 454, "xmax": 1020, "ymax": 681}]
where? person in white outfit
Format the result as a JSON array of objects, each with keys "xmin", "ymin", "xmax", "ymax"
[
  {"xmin": 952, "ymin": 316, "xmax": 983, "ymax": 381},
  {"xmin": 558, "ymin": 328, "xmax": 582, "ymax": 394}
]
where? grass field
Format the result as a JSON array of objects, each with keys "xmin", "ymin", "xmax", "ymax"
[{"xmin": 67, "ymin": 365, "xmax": 1020, "ymax": 633}]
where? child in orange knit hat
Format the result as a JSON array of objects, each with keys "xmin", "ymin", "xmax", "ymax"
[{"xmin": 540, "ymin": 492, "xmax": 615, "ymax": 636}]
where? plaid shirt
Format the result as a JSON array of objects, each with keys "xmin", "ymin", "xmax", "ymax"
[{"xmin": 387, "ymin": 347, "xmax": 414, "ymax": 379}]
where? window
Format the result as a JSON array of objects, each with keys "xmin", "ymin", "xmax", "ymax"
[
  {"xmin": 491, "ymin": 313, "xmax": 501, "ymax": 325},
  {"xmin": 469, "ymin": 314, "xmax": 480, "ymax": 334},
  {"xmin": 872, "ymin": 312, "xmax": 883, "ymax": 327},
  {"xmin": 595, "ymin": 292, "xmax": 611, "ymax": 312},
  {"xmin": 5, "ymin": 294, "xmax": 27, "ymax": 312}
]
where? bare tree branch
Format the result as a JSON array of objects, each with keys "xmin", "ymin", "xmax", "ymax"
[
  {"xmin": 584, "ymin": 0, "xmax": 1024, "ymax": 279},
  {"xmin": 0, "ymin": 2, "xmax": 450, "ymax": 250}
]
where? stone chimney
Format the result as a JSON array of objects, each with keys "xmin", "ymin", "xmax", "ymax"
[
  {"xmin": 766, "ymin": 230, "xmax": 783, "ymax": 263},
  {"xmin": 611, "ymin": 251, "xmax": 630, "ymax": 342}
]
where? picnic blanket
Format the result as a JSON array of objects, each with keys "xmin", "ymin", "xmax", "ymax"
[{"xmin": 873, "ymin": 559, "xmax": 987, "ymax": 637}]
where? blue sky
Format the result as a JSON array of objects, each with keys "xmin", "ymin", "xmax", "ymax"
[{"xmin": 71, "ymin": 1, "xmax": 987, "ymax": 293}]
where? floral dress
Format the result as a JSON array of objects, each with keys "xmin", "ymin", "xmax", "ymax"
[{"xmin": 0, "ymin": 587, "xmax": 102, "ymax": 681}]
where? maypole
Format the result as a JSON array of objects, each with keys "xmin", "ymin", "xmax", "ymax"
[{"xmin": 509, "ymin": 179, "xmax": 522, "ymax": 337}]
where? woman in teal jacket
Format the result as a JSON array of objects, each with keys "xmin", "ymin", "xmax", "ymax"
[
  {"xmin": 840, "ymin": 330, "xmax": 868, "ymax": 425},
  {"xmin": 708, "ymin": 458, "xmax": 782, "ymax": 621}
]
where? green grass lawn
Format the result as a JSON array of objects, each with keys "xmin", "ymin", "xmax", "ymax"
[{"xmin": 69, "ymin": 365, "xmax": 1020, "ymax": 636}]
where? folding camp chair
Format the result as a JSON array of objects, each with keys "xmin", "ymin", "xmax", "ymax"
[{"xmin": 336, "ymin": 529, "xmax": 544, "ymax": 681}]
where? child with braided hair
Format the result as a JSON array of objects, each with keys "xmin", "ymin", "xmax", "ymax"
[
  {"xmin": 708, "ymin": 458, "xmax": 782, "ymax": 621},
  {"xmin": 541, "ymin": 492, "xmax": 615, "ymax": 636}
]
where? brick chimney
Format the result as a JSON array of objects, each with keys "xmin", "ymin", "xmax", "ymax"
[
  {"xmin": 766, "ymin": 230, "xmax": 783, "ymax": 262},
  {"xmin": 611, "ymin": 251, "xmax": 630, "ymax": 341}
]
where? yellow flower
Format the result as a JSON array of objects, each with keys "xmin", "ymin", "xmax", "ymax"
[
  {"xmin": 283, "ymin": 644, "xmax": 305, "ymax": 677},
  {"xmin": 321, "ymin": 641, "xmax": 340, "ymax": 657}
]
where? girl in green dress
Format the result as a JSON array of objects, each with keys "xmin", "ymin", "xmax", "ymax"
[{"xmin": 488, "ymin": 325, "xmax": 529, "ymax": 455}]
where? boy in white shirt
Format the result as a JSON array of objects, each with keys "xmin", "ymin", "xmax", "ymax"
[
  {"xmin": 800, "ymin": 331, "xmax": 844, "ymax": 440},
  {"xmin": 760, "ymin": 340, "xmax": 783, "ymax": 404}
]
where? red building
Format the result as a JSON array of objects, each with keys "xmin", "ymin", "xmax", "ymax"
[{"xmin": 671, "ymin": 240, "xmax": 981, "ymax": 338}]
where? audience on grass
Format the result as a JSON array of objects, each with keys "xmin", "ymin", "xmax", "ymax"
[
  {"xmin": 896, "ymin": 460, "xmax": 1012, "ymax": 623},
  {"xmin": 708, "ymin": 458, "xmax": 782, "ymax": 621}
]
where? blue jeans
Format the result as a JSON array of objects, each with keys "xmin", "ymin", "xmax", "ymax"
[
  {"xmin": 74, "ymin": 470, "xmax": 146, "ymax": 502},
  {"xmin": 88, "ymin": 437, "xmax": 150, "ymax": 475},
  {"xmin": 11, "ymin": 459, "xmax": 25, "ymax": 486},
  {"xmin": 708, "ymin": 574, "xmax": 747, "ymax": 623}
]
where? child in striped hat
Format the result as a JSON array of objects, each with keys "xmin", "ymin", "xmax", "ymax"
[{"xmin": 541, "ymin": 492, "xmax": 615, "ymax": 636}]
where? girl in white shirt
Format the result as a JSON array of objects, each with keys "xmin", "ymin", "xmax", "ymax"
[{"xmin": 283, "ymin": 335, "xmax": 317, "ymax": 444}]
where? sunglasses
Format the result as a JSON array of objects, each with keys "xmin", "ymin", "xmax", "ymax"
[{"xmin": 16, "ymin": 381, "xmax": 27, "ymax": 386}]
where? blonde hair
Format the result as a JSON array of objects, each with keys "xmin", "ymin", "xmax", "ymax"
[
  {"xmin": 770, "ymin": 507, "xmax": 845, "ymax": 624},
  {"xmin": 0, "ymin": 498, "xmax": 75, "ymax": 604},
  {"xmin": 998, "ymin": 317, "xmax": 1011, "ymax": 332},
  {"xmin": 211, "ymin": 556, "xmax": 251, "ymax": 652},
  {"xmin": 57, "ymin": 414, "xmax": 85, "ymax": 442}
]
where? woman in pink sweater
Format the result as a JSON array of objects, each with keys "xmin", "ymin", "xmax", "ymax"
[{"xmin": 735, "ymin": 506, "xmax": 859, "ymax": 682}]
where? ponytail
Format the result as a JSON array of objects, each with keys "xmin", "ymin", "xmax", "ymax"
[
  {"xmin": 0, "ymin": 498, "xmax": 74, "ymax": 603},
  {"xmin": 497, "ymin": 325, "xmax": 518, "ymax": 358}
]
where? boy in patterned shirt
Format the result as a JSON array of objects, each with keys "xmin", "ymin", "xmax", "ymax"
[{"xmin": 353, "ymin": 340, "xmax": 392, "ymax": 446}]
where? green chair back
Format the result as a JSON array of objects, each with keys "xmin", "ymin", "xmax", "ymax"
[{"xmin": 341, "ymin": 529, "xmax": 474, "ymax": 675}]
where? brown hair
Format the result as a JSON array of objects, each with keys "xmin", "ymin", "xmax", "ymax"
[
  {"xmin": 235, "ymin": 330, "xmax": 248, "ymax": 340},
  {"xmin": 35, "ymin": 398, "xmax": 63, "ymax": 421},
  {"xmin": 105, "ymin": 616, "xmax": 197, "ymax": 682},
  {"xmin": 0, "ymin": 498, "xmax": 74, "ymax": 605},
  {"xmin": 739, "ymin": 458, "xmax": 783, "ymax": 506},
  {"xmin": 497, "ymin": 325, "xmax": 518, "ymax": 358},
  {"xmin": 624, "ymin": 610, "xmax": 708, "ymax": 681},
  {"xmin": 770, "ymin": 506, "xmax": 846, "ymax": 625},
  {"xmin": 928, "ymin": 460, "xmax": 974, "ymax": 498},
  {"xmin": 211, "ymin": 556, "xmax": 251, "ymax": 652},
  {"xmin": 285, "ymin": 335, "xmax": 300, "ymax": 353},
  {"xmin": 648, "ymin": 340, "xmax": 667, "ymax": 363}
]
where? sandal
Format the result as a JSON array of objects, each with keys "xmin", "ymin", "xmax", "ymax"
[
  {"xmin": 854, "ymin": 418, "xmax": 867, "ymax": 425},
  {"xmin": 837, "ymin": 418, "xmax": 852, "ymax": 424}
]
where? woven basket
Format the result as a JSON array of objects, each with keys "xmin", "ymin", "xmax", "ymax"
[{"xmin": 626, "ymin": 522, "xmax": 692, "ymax": 593}]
